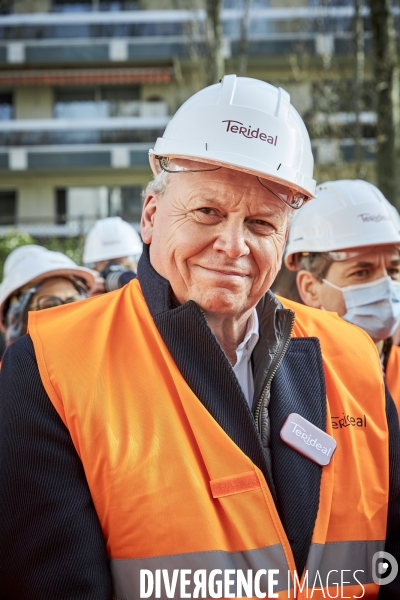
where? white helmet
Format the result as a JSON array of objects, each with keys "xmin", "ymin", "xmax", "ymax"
[
  {"xmin": 285, "ymin": 179, "xmax": 400, "ymax": 270},
  {"xmin": 149, "ymin": 74, "xmax": 316, "ymax": 199},
  {"xmin": 3, "ymin": 244, "xmax": 46, "ymax": 278},
  {"xmin": 0, "ymin": 245, "xmax": 95, "ymax": 328},
  {"xmin": 83, "ymin": 216, "xmax": 142, "ymax": 266}
]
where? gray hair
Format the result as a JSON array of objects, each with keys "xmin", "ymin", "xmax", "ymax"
[
  {"xmin": 142, "ymin": 170, "xmax": 170, "ymax": 201},
  {"xmin": 297, "ymin": 252, "xmax": 333, "ymax": 280}
]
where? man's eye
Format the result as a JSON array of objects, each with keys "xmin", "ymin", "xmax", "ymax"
[
  {"xmin": 250, "ymin": 219, "xmax": 276, "ymax": 233},
  {"xmin": 351, "ymin": 269, "xmax": 369, "ymax": 278},
  {"xmin": 198, "ymin": 207, "xmax": 216, "ymax": 215},
  {"xmin": 193, "ymin": 207, "xmax": 220, "ymax": 222},
  {"xmin": 388, "ymin": 268, "xmax": 400, "ymax": 280}
]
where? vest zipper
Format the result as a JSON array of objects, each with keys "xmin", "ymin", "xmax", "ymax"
[{"xmin": 254, "ymin": 310, "xmax": 295, "ymax": 432}]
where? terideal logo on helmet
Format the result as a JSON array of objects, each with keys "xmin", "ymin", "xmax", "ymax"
[
  {"xmin": 357, "ymin": 213, "xmax": 390, "ymax": 223},
  {"xmin": 222, "ymin": 120, "xmax": 278, "ymax": 146}
]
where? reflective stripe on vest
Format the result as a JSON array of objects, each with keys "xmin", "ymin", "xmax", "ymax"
[
  {"xmin": 29, "ymin": 283, "xmax": 389, "ymax": 600},
  {"xmin": 111, "ymin": 545, "xmax": 289, "ymax": 598},
  {"xmin": 110, "ymin": 540, "xmax": 385, "ymax": 599}
]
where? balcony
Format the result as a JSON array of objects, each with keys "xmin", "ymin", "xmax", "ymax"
[
  {"xmin": 0, "ymin": 185, "xmax": 144, "ymax": 238},
  {"xmin": 0, "ymin": 114, "xmax": 170, "ymax": 171},
  {"xmin": 1, "ymin": 6, "xmax": 397, "ymax": 65}
]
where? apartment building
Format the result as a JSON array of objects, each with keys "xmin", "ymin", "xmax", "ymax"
[{"xmin": 0, "ymin": 0, "xmax": 381, "ymax": 236}]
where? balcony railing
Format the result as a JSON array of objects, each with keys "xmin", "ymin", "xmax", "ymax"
[
  {"xmin": 1, "ymin": 7, "xmax": 399, "ymax": 40},
  {"xmin": 0, "ymin": 214, "xmax": 141, "ymax": 238},
  {"xmin": 0, "ymin": 7, "xmax": 398, "ymax": 65},
  {"xmin": 0, "ymin": 116, "xmax": 170, "ymax": 145},
  {"xmin": 0, "ymin": 128, "xmax": 167, "ymax": 149},
  {"xmin": 0, "ymin": 115, "xmax": 170, "ymax": 170}
]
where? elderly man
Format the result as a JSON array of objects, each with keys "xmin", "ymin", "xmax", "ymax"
[{"xmin": 0, "ymin": 76, "xmax": 398, "ymax": 599}]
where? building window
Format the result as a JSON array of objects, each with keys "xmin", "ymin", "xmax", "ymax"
[
  {"xmin": 54, "ymin": 86, "xmax": 141, "ymax": 119},
  {"xmin": 0, "ymin": 190, "xmax": 17, "ymax": 225},
  {"xmin": 54, "ymin": 88, "xmax": 105, "ymax": 120},
  {"xmin": 55, "ymin": 188, "xmax": 67, "ymax": 225},
  {"xmin": 52, "ymin": 0, "xmax": 139, "ymax": 11},
  {"xmin": 0, "ymin": 93, "xmax": 13, "ymax": 120},
  {"xmin": 0, "ymin": 0, "xmax": 11, "ymax": 14},
  {"xmin": 101, "ymin": 86, "xmax": 141, "ymax": 117},
  {"xmin": 52, "ymin": 0, "xmax": 93, "ymax": 12},
  {"xmin": 56, "ymin": 186, "xmax": 143, "ymax": 228},
  {"xmin": 108, "ymin": 186, "xmax": 143, "ymax": 221},
  {"xmin": 121, "ymin": 186, "xmax": 143, "ymax": 222}
]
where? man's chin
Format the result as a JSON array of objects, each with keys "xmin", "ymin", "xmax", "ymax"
[{"xmin": 194, "ymin": 289, "xmax": 251, "ymax": 316}]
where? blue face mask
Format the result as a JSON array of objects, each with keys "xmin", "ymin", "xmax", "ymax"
[{"xmin": 322, "ymin": 276, "xmax": 400, "ymax": 343}]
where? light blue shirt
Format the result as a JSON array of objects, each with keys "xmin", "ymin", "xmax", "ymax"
[{"xmin": 232, "ymin": 308, "xmax": 259, "ymax": 407}]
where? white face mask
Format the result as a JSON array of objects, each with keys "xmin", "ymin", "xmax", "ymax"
[{"xmin": 322, "ymin": 276, "xmax": 400, "ymax": 342}]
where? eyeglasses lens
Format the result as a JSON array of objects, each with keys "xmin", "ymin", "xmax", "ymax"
[
  {"xmin": 36, "ymin": 295, "xmax": 86, "ymax": 310},
  {"xmin": 158, "ymin": 157, "xmax": 221, "ymax": 173},
  {"xmin": 157, "ymin": 156, "xmax": 306, "ymax": 209},
  {"xmin": 258, "ymin": 178, "xmax": 305, "ymax": 209}
]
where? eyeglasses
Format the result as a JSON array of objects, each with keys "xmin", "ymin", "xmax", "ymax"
[
  {"xmin": 301, "ymin": 245, "xmax": 400, "ymax": 263},
  {"xmin": 156, "ymin": 156, "xmax": 307, "ymax": 210},
  {"xmin": 34, "ymin": 294, "xmax": 87, "ymax": 311}
]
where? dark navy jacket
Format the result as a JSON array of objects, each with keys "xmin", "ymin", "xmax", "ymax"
[{"xmin": 0, "ymin": 246, "xmax": 399, "ymax": 599}]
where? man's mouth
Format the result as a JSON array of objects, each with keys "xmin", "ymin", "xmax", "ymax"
[{"xmin": 197, "ymin": 266, "xmax": 247, "ymax": 278}]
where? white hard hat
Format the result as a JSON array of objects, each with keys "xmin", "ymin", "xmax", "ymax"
[
  {"xmin": 83, "ymin": 216, "xmax": 143, "ymax": 265},
  {"xmin": 3, "ymin": 244, "xmax": 46, "ymax": 278},
  {"xmin": 149, "ymin": 74, "xmax": 316, "ymax": 199},
  {"xmin": 0, "ymin": 245, "xmax": 95, "ymax": 328},
  {"xmin": 389, "ymin": 202, "xmax": 400, "ymax": 230},
  {"xmin": 285, "ymin": 179, "xmax": 400, "ymax": 270}
]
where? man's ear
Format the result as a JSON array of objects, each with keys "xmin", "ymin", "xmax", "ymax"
[
  {"xmin": 141, "ymin": 194, "xmax": 158, "ymax": 244},
  {"xmin": 296, "ymin": 270, "xmax": 323, "ymax": 308}
]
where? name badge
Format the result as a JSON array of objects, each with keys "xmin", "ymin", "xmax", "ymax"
[{"xmin": 280, "ymin": 413, "xmax": 336, "ymax": 466}]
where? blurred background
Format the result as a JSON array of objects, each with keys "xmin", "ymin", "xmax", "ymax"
[{"xmin": 0, "ymin": 0, "xmax": 399, "ymax": 274}]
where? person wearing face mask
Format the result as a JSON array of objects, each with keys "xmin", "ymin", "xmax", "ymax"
[
  {"xmin": 285, "ymin": 179, "xmax": 400, "ymax": 419},
  {"xmin": 83, "ymin": 217, "xmax": 142, "ymax": 295},
  {"xmin": 0, "ymin": 245, "xmax": 95, "ymax": 348}
]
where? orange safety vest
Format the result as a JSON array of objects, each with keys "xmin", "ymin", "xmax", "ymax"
[
  {"xmin": 385, "ymin": 345, "xmax": 400, "ymax": 424},
  {"xmin": 29, "ymin": 281, "xmax": 388, "ymax": 600}
]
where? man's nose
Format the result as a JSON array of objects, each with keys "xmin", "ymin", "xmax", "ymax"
[
  {"xmin": 212, "ymin": 220, "xmax": 250, "ymax": 258},
  {"xmin": 376, "ymin": 254, "xmax": 389, "ymax": 279}
]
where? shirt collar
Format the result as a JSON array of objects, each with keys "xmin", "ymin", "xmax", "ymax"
[{"xmin": 236, "ymin": 308, "xmax": 260, "ymax": 358}]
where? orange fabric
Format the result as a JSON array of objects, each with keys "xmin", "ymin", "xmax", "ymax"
[
  {"xmin": 386, "ymin": 345, "xmax": 400, "ymax": 424},
  {"xmin": 278, "ymin": 298, "xmax": 388, "ymax": 599},
  {"xmin": 28, "ymin": 284, "xmax": 388, "ymax": 599},
  {"xmin": 210, "ymin": 471, "xmax": 261, "ymax": 498}
]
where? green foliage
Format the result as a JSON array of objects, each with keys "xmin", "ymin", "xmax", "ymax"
[
  {"xmin": 0, "ymin": 229, "xmax": 35, "ymax": 280},
  {"xmin": 40, "ymin": 237, "xmax": 83, "ymax": 266},
  {"xmin": 0, "ymin": 228, "xmax": 83, "ymax": 280}
]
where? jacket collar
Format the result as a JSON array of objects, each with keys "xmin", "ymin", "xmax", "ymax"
[
  {"xmin": 137, "ymin": 243, "xmax": 293, "ymax": 380},
  {"xmin": 137, "ymin": 243, "xmax": 295, "ymax": 412},
  {"xmin": 136, "ymin": 243, "xmax": 175, "ymax": 316}
]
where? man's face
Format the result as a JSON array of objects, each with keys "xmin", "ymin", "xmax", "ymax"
[
  {"xmin": 319, "ymin": 246, "xmax": 400, "ymax": 315},
  {"xmin": 141, "ymin": 167, "xmax": 291, "ymax": 321},
  {"xmin": 297, "ymin": 246, "xmax": 400, "ymax": 316}
]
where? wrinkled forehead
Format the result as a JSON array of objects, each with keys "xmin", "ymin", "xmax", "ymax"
[
  {"xmin": 164, "ymin": 163, "xmax": 293, "ymax": 214},
  {"xmin": 168, "ymin": 158, "xmax": 294, "ymax": 196}
]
